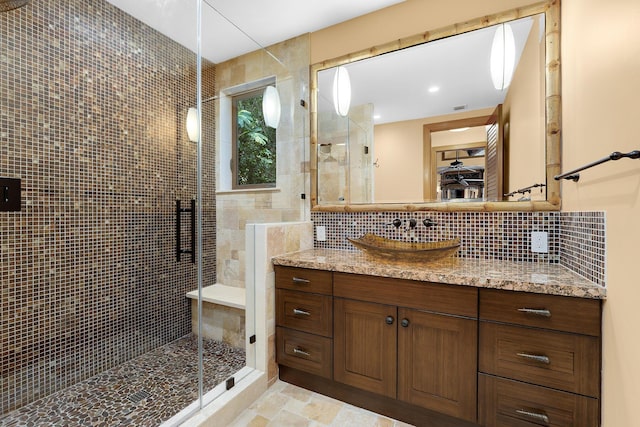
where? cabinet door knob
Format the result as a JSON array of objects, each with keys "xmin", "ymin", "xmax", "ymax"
[
  {"xmin": 293, "ymin": 308, "xmax": 311, "ymax": 316},
  {"xmin": 516, "ymin": 352, "xmax": 550, "ymax": 364},
  {"xmin": 517, "ymin": 308, "xmax": 551, "ymax": 317},
  {"xmin": 385, "ymin": 316, "xmax": 394, "ymax": 325},
  {"xmin": 515, "ymin": 409, "xmax": 549, "ymax": 424},
  {"xmin": 401, "ymin": 318, "xmax": 410, "ymax": 327}
]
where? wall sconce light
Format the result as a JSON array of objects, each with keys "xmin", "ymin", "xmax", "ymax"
[
  {"xmin": 186, "ymin": 107, "xmax": 199, "ymax": 142},
  {"xmin": 262, "ymin": 85, "xmax": 281, "ymax": 129},
  {"xmin": 333, "ymin": 66, "xmax": 351, "ymax": 117},
  {"xmin": 490, "ymin": 22, "xmax": 516, "ymax": 91}
]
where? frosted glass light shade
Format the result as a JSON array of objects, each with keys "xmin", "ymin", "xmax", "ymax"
[
  {"xmin": 186, "ymin": 107, "xmax": 199, "ymax": 142},
  {"xmin": 262, "ymin": 85, "xmax": 281, "ymax": 129},
  {"xmin": 332, "ymin": 66, "xmax": 351, "ymax": 117},
  {"xmin": 490, "ymin": 23, "xmax": 516, "ymax": 90}
]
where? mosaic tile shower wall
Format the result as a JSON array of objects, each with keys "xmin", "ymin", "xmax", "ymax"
[
  {"xmin": 0, "ymin": 0, "xmax": 216, "ymax": 415},
  {"xmin": 311, "ymin": 211, "xmax": 606, "ymax": 284}
]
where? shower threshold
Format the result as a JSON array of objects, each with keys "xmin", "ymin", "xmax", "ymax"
[{"xmin": 0, "ymin": 335, "xmax": 245, "ymax": 426}]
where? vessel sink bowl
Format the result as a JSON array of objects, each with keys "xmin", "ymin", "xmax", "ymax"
[{"xmin": 347, "ymin": 233, "xmax": 460, "ymax": 263}]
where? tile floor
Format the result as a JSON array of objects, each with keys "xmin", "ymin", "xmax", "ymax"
[
  {"xmin": 229, "ymin": 380, "xmax": 415, "ymax": 427},
  {"xmin": 0, "ymin": 336, "xmax": 245, "ymax": 426}
]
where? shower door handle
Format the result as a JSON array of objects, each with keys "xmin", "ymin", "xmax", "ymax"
[{"xmin": 176, "ymin": 199, "xmax": 196, "ymax": 263}]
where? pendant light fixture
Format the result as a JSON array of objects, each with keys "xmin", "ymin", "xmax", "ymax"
[
  {"xmin": 332, "ymin": 66, "xmax": 351, "ymax": 117},
  {"xmin": 186, "ymin": 107, "xmax": 199, "ymax": 142},
  {"xmin": 262, "ymin": 85, "xmax": 281, "ymax": 129},
  {"xmin": 490, "ymin": 22, "xmax": 516, "ymax": 91}
]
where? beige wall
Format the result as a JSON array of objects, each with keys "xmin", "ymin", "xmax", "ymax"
[
  {"xmin": 310, "ymin": 0, "xmax": 640, "ymax": 425},
  {"xmin": 561, "ymin": 0, "xmax": 640, "ymax": 425},
  {"xmin": 503, "ymin": 14, "xmax": 546, "ymax": 200},
  {"xmin": 373, "ymin": 110, "xmax": 493, "ymax": 202},
  {"xmin": 310, "ymin": 0, "xmax": 537, "ymax": 64},
  {"xmin": 373, "ymin": 120, "xmax": 424, "ymax": 202}
]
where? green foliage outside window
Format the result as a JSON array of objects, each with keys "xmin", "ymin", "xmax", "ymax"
[{"xmin": 235, "ymin": 93, "xmax": 276, "ymax": 187}]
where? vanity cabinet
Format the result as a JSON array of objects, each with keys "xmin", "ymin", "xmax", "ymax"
[
  {"xmin": 275, "ymin": 266, "xmax": 333, "ymax": 379},
  {"xmin": 478, "ymin": 289, "xmax": 601, "ymax": 426},
  {"xmin": 275, "ymin": 266, "xmax": 603, "ymax": 427},
  {"xmin": 332, "ymin": 272, "xmax": 478, "ymax": 422}
]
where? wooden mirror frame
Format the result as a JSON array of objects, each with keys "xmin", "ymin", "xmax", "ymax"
[{"xmin": 310, "ymin": 0, "xmax": 560, "ymax": 212}]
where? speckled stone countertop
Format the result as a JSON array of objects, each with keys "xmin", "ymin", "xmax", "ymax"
[{"xmin": 272, "ymin": 249, "xmax": 606, "ymax": 299}]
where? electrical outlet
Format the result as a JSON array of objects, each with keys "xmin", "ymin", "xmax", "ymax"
[
  {"xmin": 316, "ymin": 226, "xmax": 327, "ymax": 242},
  {"xmin": 531, "ymin": 231, "xmax": 548, "ymax": 253}
]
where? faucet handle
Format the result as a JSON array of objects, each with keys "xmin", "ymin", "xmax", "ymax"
[
  {"xmin": 386, "ymin": 218, "xmax": 402, "ymax": 229},
  {"xmin": 423, "ymin": 218, "xmax": 438, "ymax": 228}
]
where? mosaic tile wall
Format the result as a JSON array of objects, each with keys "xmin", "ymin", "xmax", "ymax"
[
  {"xmin": 311, "ymin": 211, "xmax": 606, "ymax": 284},
  {"xmin": 0, "ymin": 0, "xmax": 216, "ymax": 416},
  {"xmin": 560, "ymin": 212, "xmax": 606, "ymax": 286}
]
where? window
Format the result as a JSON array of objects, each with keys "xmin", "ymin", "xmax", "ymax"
[{"xmin": 232, "ymin": 88, "xmax": 277, "ymax": 189}]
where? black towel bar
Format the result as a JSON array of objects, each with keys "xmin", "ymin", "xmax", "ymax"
[{"xmin": 554, "ymin": 150, "xmax": 640, "ymax": 182}]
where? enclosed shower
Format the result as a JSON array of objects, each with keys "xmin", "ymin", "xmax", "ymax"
[{"xmin": 0, "ymin": 0, "xmax": 262, "ymax": 424}]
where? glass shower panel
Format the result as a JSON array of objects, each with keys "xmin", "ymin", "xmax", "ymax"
[{"xmin": 0, "ymin": 0, "xmax": 211, "ymax": 424}]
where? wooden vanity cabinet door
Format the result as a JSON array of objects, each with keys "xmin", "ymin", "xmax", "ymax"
[
  {"xmin": 398, "ymin": 308, "xmax": 478, "ymax": 423},
  {"xmin": 333, "ymin": 298, "xmax": 397, "ymax": 398}
]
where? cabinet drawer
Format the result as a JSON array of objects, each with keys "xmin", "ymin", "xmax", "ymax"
[
  {"xmin": 276, "ymin": 289, "xmax": 332, "ymax": 337},
  {"xmin": 277, "ymin": 327, "xmax": 332, "ymax": 379},
  {"xmin": 479, "ymin": 322, "xmax": 600, "ymax": 397},
  {"xmin": 479, "ymin": 374, "xmax": 599, "ymax": 426},
  {"xmin": 480, "ymin": 289, "xmax": 601, "ymax": 336},
  {"xmin": 334, "ymin": 272, "xmax": 477, "ymax": 318},
  {"xmin": 275, "ymin": 266, "xmax": 332, "ymax": 295}
]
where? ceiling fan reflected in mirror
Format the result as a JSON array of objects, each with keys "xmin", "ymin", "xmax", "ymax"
[{"xmin": 439, "ymin": 151, "xmax": 485, "ymax": 187}]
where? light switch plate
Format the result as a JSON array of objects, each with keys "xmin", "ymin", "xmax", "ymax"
[
  {"xmin": 316, "ymin": 226, "xmax": 327, "ymax": 242},
  {"xmin": 531, "ymin": 231, "xmax": 548, "ymax": 253}
]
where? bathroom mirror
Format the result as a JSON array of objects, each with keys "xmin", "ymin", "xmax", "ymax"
[{"xmin": 310, "ymin": 0, "xmax": 560, "ymax": 211}]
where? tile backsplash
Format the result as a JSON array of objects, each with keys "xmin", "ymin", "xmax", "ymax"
[
  {"xmin": 311, "ymin": 210, "xmax": 605, "ymax": 286},
  {"xmin": 560, "ymin": 211, "xmax": 606, "ymax": 286}
]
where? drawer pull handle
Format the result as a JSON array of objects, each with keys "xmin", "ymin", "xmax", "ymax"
[
  {"xmin": 516, "ymin": 409, "xmax": 549, "ymax": 424},
  {"xmin": 293, "ymin": 308, "xmax": 311, "ymax": 316},
  {"xmin": 517, "ymin": 308, "xmax": 551, "ymax": 317},
  {"xmin": 292, "ymin": 277, "xmax": 310, "ymax": 284},
  {"xmin": 517, "ymin": 352, "xmax": 550, "ymax": 364},
  {"xmin": 293, "ymin": 347, "xmax": 310, "ymax": 357}
]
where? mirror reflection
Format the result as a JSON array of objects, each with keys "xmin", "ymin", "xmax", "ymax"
[{"xmin": 315, "ymin": 13, "xmax": 547, "ymax": 206}]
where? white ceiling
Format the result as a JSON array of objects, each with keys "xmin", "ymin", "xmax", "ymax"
[{"xmin": 106, "ymin": 0, "xmax": 405, "ymax": 63}]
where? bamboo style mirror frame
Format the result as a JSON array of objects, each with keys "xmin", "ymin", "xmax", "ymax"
[{"xmin": 310, "ymin": 0, "xmax": 561, "ymax": 212}]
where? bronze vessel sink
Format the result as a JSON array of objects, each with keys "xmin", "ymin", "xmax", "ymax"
[{"xmin": 347, "ymin": 233, "xmax": 460, "ymax": 263}]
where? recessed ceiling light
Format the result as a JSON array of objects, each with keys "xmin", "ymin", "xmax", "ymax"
[
  {"xmin": 373, "ymin": 114, "xmax": 381, "ymax": 120},
  {"xmin": 428, "ymin": 86, "xmax": 440, "ymax": 93}
]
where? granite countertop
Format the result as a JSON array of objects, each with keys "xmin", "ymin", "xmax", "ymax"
[{"xmin": 272, "ymin": 249, "xmax": 606, "ymax": 299}]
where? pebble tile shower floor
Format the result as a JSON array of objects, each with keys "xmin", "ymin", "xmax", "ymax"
[{"xmin": 0, "ymin": 336, "xmax": 245, "ymax": 426}]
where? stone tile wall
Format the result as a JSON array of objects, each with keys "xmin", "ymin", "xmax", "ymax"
[
  {"xmin": 215, "ymin": 35, "xmax": 310, "ymax": 289},
  {"xmin": 0, "ymin": 0, "xmax": 216, "ymax": 415}
]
